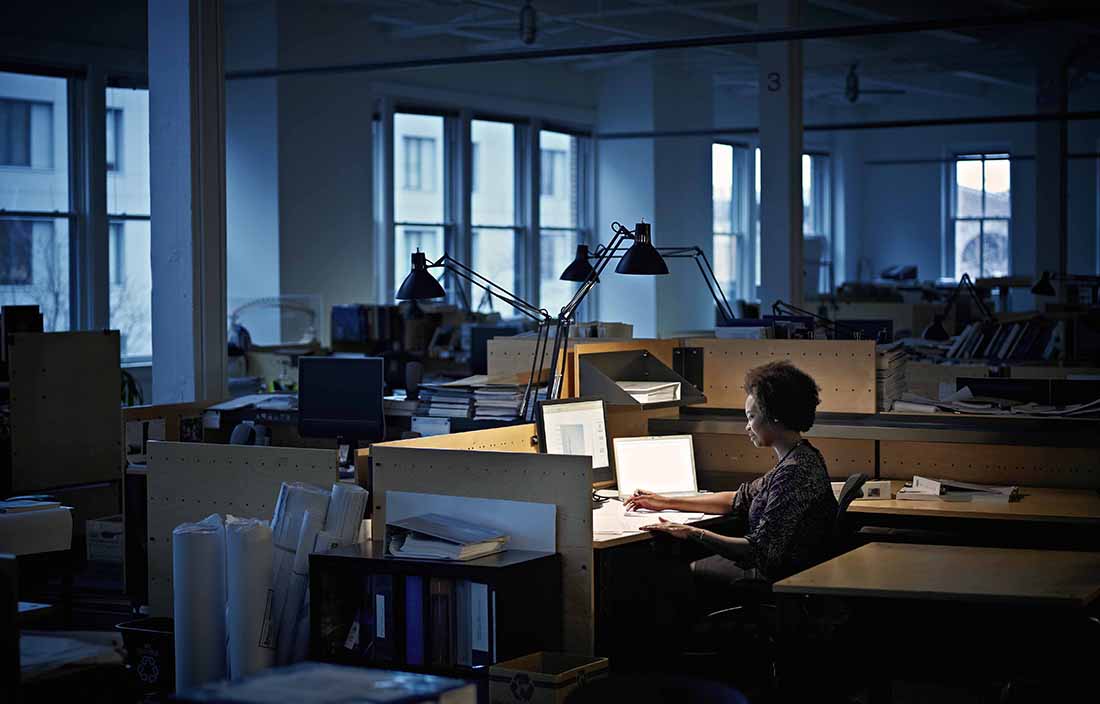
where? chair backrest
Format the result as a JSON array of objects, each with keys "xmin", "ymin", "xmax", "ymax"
[
  {"xmin": 1, "ymin": 553, "xmax": 18, "ymax": 695},
  {"xmin": 831, "ymin": 473, "xmax": 868, "ymax": 553}
]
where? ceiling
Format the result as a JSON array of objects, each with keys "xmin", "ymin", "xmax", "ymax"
[{"xmin": 344, "ymin": 0, "xmax": 1100, "ymax": 105}]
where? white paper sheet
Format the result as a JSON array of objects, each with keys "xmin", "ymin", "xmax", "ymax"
[
  {"xmin": 592, "ymin": 503, "xmax": 704, "ymax": 535},
  {"xmin": 225, "ymin": 516, "xmax": 274, "ymax": 680},
  {"xmin": 173, "ymin": 514, "xmax": 227, "ymax": 693}
]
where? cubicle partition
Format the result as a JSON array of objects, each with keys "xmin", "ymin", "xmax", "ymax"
[
  {"xmin": 370, "ymin": 435, "xmax": 595, "ymax": 654},
  {"xmin": 145, "ymin": 441, "xmax": 337, "ymax": 615}
]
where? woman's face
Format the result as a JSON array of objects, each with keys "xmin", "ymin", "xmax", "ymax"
[{"xmin": 745, "ymin": 394, "xmax": 776, "ymax": 447}]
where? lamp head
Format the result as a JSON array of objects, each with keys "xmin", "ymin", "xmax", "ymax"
[
  {"xmin": 560, "ymin": 244, "xmax": 596, "ymax": 282},
  {"xmin": 921, "ymin": 314, "xmax": 951, "ymax": 342},
  {"xmin": 615, "ymin": 221, "xmax": 669, "ymax": 275},
  {"xmin": 1031, "ymin": 271, "xmax": 1056, "ymax": 297},
  {"xmin": 396, "ymin": 251, "xmax": 445, "ymax": 300}
]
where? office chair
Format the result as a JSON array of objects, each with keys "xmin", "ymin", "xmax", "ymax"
[{"xmin": 831, "ymin": 473, "xmax": 868, "ymax": 557}]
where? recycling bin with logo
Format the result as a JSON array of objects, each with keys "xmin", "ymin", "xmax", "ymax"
[
  {"xmin": 489, "ymin": 652, "xmax": 608, "ymax": 704},
  {"xmin": 117, "ymin": 616, "xmax": 175, "ymax": 693}
]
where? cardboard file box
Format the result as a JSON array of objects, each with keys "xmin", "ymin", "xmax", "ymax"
[{"xmin": 490, "ymin": 652, "xmax": 608, "ymax": 704}]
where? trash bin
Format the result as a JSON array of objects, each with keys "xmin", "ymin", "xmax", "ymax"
[{"xmin": 117, "ymin": 616, "xmax": 175, "ymax": 693}]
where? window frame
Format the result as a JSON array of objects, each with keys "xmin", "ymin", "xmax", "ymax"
[{"xmin": 946, "ymin": 152, "xmax": 1012, "ymax": 279}]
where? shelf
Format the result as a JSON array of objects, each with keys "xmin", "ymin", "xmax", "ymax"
[{"xmin": 649, "ymin": 408, "xmax": 1100, "ymax": 448}]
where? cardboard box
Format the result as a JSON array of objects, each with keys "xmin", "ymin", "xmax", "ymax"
[
  {"xmin": 86, "ymin": 514, "xmax": 124, "ymax": 563},
  {"xmin": 490, "ymin": 652, "xmax": 609, "ymax": 704}
]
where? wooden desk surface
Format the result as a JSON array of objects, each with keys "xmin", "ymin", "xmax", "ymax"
[
  {"xmin": 592, "ymin": 509, "xmax": 727, "ymax": 550},
  {"xmin": 848, "ymin": 486, "xmax": 1100, "ymax": 525},
  {"xmin": 774, "ymin": 542, "xmax": 1100, "ymax": 607}
]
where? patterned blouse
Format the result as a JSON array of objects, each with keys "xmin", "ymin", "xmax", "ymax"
[{"xmin": 730, "ymin": 440, "xmax": 838, "ymax": 580}]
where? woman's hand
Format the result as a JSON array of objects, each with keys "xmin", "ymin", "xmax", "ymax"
[
  {"xmin": 623, "ymin": 488, "xmax": 669, "ymax": 512},
  {"xmin": 641, "ymin": 517, "xmax": 703, "ymax": 541}
]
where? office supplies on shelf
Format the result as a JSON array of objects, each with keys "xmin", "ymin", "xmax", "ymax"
[
  {"xmin": 537, "ymin": 397, "xmax": 614, "ymax": 485},
  {"xmin": 832, "ymin": 480, "xmax": 895, "ymax": 501},
  {"xmin": 172, "ymin": 514, "xmax": 227, "ymax": 693},
  {"xmin": 387, "ymin": 513, "xmax": 509, "ymax": 561},
  {"xmin": 177, "ymin": 662, "xmax": 476, "ymax": 704},
  {"xmin": 612, "ymin": 435, "xmax": 701, "ymax": 499},
  {"xmin": 578, "ymin": 349, "xmax": 705, "ymax": 408},
  {"xmin": 616, "ymin": 380, "xmax": 681, "ymax": 404}
]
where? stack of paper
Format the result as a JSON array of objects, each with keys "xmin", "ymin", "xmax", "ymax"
[
  {"xmin": 617, "ymin": 380, "xmax": 681, "ymax": 404},
  {"xmin": 383, "ymin": 391, "xmax": 419, "ymax": 418},
  {"xmin": 386, "ymin": 513, "xmax": 509, "ymax": 561},
  {"xmin": 472, "ymin": 384, "xmax": 524, "ymax": 420},
  {"xmin": 897, "ymin": 475, "xmax": 1018, "ymax": 503},
  {"xmin": 876, "ymin": 343, "xmax": 908, "ymax": 411},
  {"xmin": 418, "ymin": 384, "xmax": 474, "ymax": 419}
]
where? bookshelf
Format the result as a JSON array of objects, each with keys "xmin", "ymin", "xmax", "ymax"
[{"xmin": 309, "ymin": 542, "xmax": 561, "ymax": 678}]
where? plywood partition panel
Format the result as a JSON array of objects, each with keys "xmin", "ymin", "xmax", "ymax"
[
  {"xmin": 879, "ymin": 441, "xmax": 1100, "ymax": 489},
  {"xmin": 146, "ymin": 442, "xmax": 337, "ymax": 615},
  {"xmin": 606, "ymin": 406, "xmax": 679, "ymax": 442},
  {"xmin": 684, "ymin": 338, "xmax": 876, "ymax": 413},
  {"xmin": 376, "ymin": 423, "xmax": 539, "ymax": 453},
  {"xmin": 370, "ymin": 446, "xmax": 594, "ymax": 654},
  {"xmin": 692, "ymin": 434, "xmax": 874, "ymax": 484}
]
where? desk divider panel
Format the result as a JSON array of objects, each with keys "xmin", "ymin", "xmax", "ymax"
[
  {"xmin": 377, "ymin": 423, "xmax": 539, "ymax": 453},
  {"xmin": 691, "ymin": 434, "xmax": 875, "ymax": 491},
  {"xmin": 879, "ymin": 441, "xmax": 1100, "ymax": 490},
  {"xmin": 683, "ymin": 338, "xmax": 876, "ymax": 413},
  {"xmin": 370, "ymin": 445, "xmax": 594, "ymax": 654},
  {"xmin": 146, "ymin": 441, "xmax": 337, "ymax": 616}
]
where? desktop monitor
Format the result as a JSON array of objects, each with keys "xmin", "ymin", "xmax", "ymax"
[
  {"xmin": 536, "ymin": 397, "xmax": 614, "ymax": 486},
  {"xmin": 298, "ymin": 355, "xmax": 386, "ymax": 449}
]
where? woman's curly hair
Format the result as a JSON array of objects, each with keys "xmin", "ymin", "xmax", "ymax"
[{"xmin": 743, "ymin": 360, "xmax": 821, "ymax": 432}]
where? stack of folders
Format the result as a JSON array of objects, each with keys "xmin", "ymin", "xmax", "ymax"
[
  {"xmin": 876, "ymin": 342, "xmax": 908, "ymax": 411},
  {"xmin": 616, "ymin": 380, "xmax": 681, "ymax": 404},
  {"xmin": 472, "ymin": 384, "xmax": 523, "ymax": 421},
  {"xmin": 347, "ymin": 574, "xmax": 495, "ymax": 671},
  {"xmin": 387, "ymin": 514, "xmax": 509, "ymax": 561},
  {"xmin": 896, "ymin": 475, "xmax": 1018, "ymax": 503},
  {"xmin": 383, "ymin": 391, "xmax": 419, "ymax": 418},
  {"xmin": 417, "ymin": 384, "xmax": 474, "ymax": 419}
]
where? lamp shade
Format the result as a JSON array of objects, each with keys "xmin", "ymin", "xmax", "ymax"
[
  {"xmin": 921, "ymin": 315, "xmax": 950, "ymax": 342},
  {"xmin": 614, "ymin": 222, "xmax": 668, "ymax": 275},
  {"xmin": 396, "ymin": 251, "xmax": 445, "ymax": 300},
  {"xmin": 1031, "ymin": 271, "xmax": 1056, "ymax": 296},
  {"xmin": 560, "ymin": 244, "xmax": 596, "ymax": 282}
]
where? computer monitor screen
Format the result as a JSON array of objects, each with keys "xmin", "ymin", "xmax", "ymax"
[
  {"xmin": 612, "ymin": 435, "xmax": 697, "ymax": 497},
  {"xmin": 536, "ymin": 398, "xmax": 613, "ymax": 485},
  {"xmin": 298, "ymin": 356, "xmax": 385, "ymax": 442}
]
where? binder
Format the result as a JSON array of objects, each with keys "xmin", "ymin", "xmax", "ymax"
[
  {"xmin": 404, "ymin": 575, "xmax": 426, "ymax": 666},
  {"xmin": 429, "ymin": 577, "xmax": 454, "ymax": 666},
  {"xmin": 470, "ymin": 581, "xmax": 493, "ymax": 667},
  {"xmin": 372, "ymin": 573, "xmax": 396, "ymax": 664}
]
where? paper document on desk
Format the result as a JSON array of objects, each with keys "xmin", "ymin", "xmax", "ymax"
[{"xmin": 593, "ymin": 505, "xmax": 703, "ymax": 534}]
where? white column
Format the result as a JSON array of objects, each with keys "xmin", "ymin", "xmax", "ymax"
[
  {"xmin": 71, "ymin": 68, "xmax": 109, "ymax": 330},
  {"xmin": 757, "ymin": 0, "xmax": 803, "ymax": 309},
  {"xmin": 149, "ymin": 0, "xmax": 228, "ymax": 403}
]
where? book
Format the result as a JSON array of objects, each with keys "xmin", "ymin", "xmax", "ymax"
[
  {"xmin": 387, "ymin": 514, "xmax": 509, "ymax": 561},
  {"xmin": 405, "ymin": 575, "xmax": 426, "ymax": 666},
  {"xmin": 429, "ymin": 577, "xmax": 453, "ymax": 667}
]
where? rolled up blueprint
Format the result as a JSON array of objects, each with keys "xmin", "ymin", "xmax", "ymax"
[
  {"xmin": 324, "ymin": 483, "xmax": 369, "ymax": 546},
  {"xmin": 173, "ymin": 514, "xmax": 226, "ymax": 693},
  {"xmin": 288, "ymin": 529, "xmax": 342, "ymax": 664},
  {"xmin": 274, "ymin": 508, "xmax": 323, "ymax": 665},
  {"xmin": 225, "ymin": 516, "xmax": 275, "ymax": 680},
  {"xmin": 270, "ymin": 482, "xmax": 331, "ymax": 551}
]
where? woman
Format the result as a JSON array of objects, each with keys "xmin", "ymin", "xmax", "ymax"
[{"xmin": 625, "ymin": 360, "xmax": 838, "ymax": 589}]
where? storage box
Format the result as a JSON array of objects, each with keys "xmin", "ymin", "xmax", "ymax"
[
  {"xmin": 86, "ymin": 514, "xmax": 124, "ymax": 562},
  {"xmin": 489, "ymin": 652, "xmax": 608, "ymax": 704}
]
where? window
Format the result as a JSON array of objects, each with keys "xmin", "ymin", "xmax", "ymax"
[
  {"xmin": 539, "ymin": 131, "xmax": 588, "ymax": 315},
  {"xmin": 107, "ymin": 87, "xmax": 152, "ymax": 360},
  {"xmin": 0, "ymin": 219, "xmax": 34, "ymax": 284},
  {"xmin": 0, "ymin": 97, "xmax": 52, "ymax": 168},
  {"xmin": 402, "ymin": 135, "xmax": 436, "ymax": 191},
  {"xmin": 712, "ymin": 144, "xmax": 753, "ymax": 306},
  {"xmin": 394, "ymin": 114, "xmax": 448, "ymax": 295},
  {"xmin": 471, "ymin": 120, "xmax": 518, "ymax": 303},
  {"xmin": 541, "ymin": 148, "xmax": 565, "ymax": 197},
  {"xmin": 0, "ymin": 72, "xmax": 70, "ymax": 331},
  {"xmin": 740, "ymin": 147, "xmax": 832, "ymax": 298},
  {"xmin": 471, "ymin": 141, "xmax": 479, "ymax": 193},
  {"xmin": 951, "ymin": 153, "xmax": 1010, "ymax": 279},
  {"xmin": 105, "ymin": 108, "xmax": 122, "ymax": 171},
  {"xmin": 109, "ymin": 222, "xmax": 124, "ymax": 285}
]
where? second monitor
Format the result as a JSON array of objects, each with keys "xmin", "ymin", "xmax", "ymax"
[{"xmin": 536, "ymin": 397, "xmax": 614, "ymax": 486}]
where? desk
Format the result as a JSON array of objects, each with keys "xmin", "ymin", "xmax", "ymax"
[{"xmin": 773, "ymin": 543, "xmax": 1100, "ymax": 700}]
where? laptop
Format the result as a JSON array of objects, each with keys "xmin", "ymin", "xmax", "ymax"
[{"xmin": 613, "ymin": 435, "xmax": 703, "ymax": 500}]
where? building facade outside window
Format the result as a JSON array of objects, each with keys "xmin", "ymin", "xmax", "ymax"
[
  {"xmin": 402, "ymin": 134, "xmax": 436, "ymax": 192},
  {"xmin": 394, "ymin": 113, "xmax": 449, "ymax": 296},
  {"xmin": 471, "ymin": 119, "xmax": 520, "ymax": 304},
  {"xmin": 539, "ymin": 130, "xmax": 587, "ymax": 316},
  {"xmin": 105, "ymin": 107, "xmax": 122, "ymax": 172},
  {"xmin": 0, "ymin": 71, "xmax": 70, "ymax": 332},
  {"xmin": 950, "ymin": 153, "xmax": 1010, "ymax": 279}
]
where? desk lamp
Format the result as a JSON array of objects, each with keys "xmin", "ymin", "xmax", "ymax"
[
  {"xmin": 921, "ymin": 272, "xmax": 995, "ymax": 341},
  {"xmin": 396, "ymin": 250, "xmax": 551, "ymax": 420},
  {"xmin": 1032, "ymin": 271, "xmax": 1100, "ymax": 305},
  {"xmin": 546, "ymin": 220, "xmax": 736, "ymax": 399}
]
